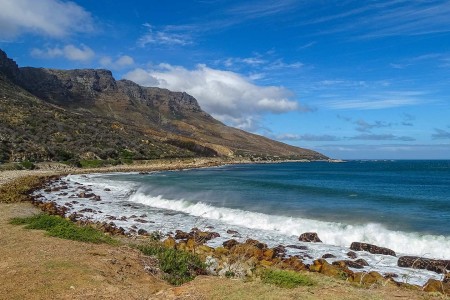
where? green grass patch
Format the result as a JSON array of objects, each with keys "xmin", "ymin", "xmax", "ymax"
[
  {"xmin": 10, "ymin": 214, "xmax": 118, "ymax": 245},
  {"xmin": 137, "ymin": 243, "xmax": 206, "ymax": 286},
  {"xmin": 260, "ymin": 269, "xmax": 315, "ymax": 289}
]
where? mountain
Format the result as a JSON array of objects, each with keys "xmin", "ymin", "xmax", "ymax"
[{"xmin": 0, "ymin": 49, "xmax": 327, "ymax": 163}]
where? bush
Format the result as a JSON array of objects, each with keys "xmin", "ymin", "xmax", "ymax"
[
  {"xmin": 10, "ymin": 214, "xmax": 118, "ymax": 245},
  {"xmin": 20, "ymin": 160, "xmax": 35, "ymax": 170},
  {"xmin": 137, "ymin": 243, "xmax": 206, "ymax": 285},
  {"xmin": 260, "ymin": 269, "xmax": 315, "ymax": 289}
]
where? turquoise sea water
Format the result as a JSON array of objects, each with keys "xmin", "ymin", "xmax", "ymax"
[
  {"xmin": 114, "ymin": 160, "xmax": 450, "ymax": 236},
  {"xmin": 37, "ymin": 160, "xmax": 450, "ymax": 284}
]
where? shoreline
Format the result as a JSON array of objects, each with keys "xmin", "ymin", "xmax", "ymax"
[{"xmin": 1, "ymin": 158, "xmax": 449, "ymax": 298}]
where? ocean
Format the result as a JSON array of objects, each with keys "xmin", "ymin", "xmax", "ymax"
[{"xmin": 37, "ymin": 160, "xmax": 450, "ymax": 285}]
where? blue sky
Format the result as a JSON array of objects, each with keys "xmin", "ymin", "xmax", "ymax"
[{"xmin": 1, "ymin": 0, "xmax": 450, "ymax": 159}]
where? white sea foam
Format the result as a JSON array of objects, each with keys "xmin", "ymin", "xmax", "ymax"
[
  {"xmin": 130, "ymin": 191, "xmax": 450, "ymax": 259},
  {"xmin": 33, "ymin": 174, "xmax": 448, "ymax": 286}
]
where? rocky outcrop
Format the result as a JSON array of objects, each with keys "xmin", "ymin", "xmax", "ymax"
[
  {"xmin": 350, "ymin": 242, "xmax": 396, "ymax": 257},
  {"xmin": 299, "ymin": 232, "xmax": 322, "ymax": 243},
  {"xmin": 397, "ymin": 256, "xmax": 450, "ymax": 274},
  {"xmin": 423, "ymin": 278, "xmax": 450, "ymax": 295},
  {"xmin": 0, "ymin": 48, "xmax": 329, "ymax": 163},
  {"xmin": 0, "ymin": 49, "xmax": 20, "ymax": 82}
]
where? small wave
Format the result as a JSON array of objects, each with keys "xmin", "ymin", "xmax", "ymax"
[{"xmin": 129, "ymin": 191, "xmax": 450, "ymax": 259}]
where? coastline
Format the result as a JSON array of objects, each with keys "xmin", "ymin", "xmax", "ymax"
[{"xmin": 1, "ymin": 158, "xmax": 449, "ymax": 299}]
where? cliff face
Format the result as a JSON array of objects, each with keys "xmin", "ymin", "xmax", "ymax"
[{"xmin": 0, "ymin": 49, "xmax": 327, "ymax": 162}]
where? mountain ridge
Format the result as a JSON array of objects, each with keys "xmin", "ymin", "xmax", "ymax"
[{"xmin": 0, "ymin": 49, "xmax": 327, "ymax": 163}]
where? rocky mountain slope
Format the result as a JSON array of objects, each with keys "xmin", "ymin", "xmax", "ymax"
[{"xmin": 0, "ymin": 49, "xmax": 327, "ymax": 163}]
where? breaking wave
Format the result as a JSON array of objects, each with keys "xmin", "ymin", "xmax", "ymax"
[{"xmin": 129, "ymin": 191, "xmax": 450, "ymax": 259}]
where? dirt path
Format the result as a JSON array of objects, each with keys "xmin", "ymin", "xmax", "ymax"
[{"xmin": 0, "ymin": 202, "xmax": 170, "ymax": 300}]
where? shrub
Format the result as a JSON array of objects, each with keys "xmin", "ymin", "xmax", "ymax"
[
  {"xmin": 260, "ymin": 269, "xmax": 315, "ymax": 289},
  {"xmin": 10, "ymin": 214, "xmax": 118, "ymax": 245},
  {"xmin": 137, "ymin": 243, "xmax": 206, "ymax": 285},
  {"xmin": 20, "ymin": 160, "xmax": 35, "ymax": 170}
]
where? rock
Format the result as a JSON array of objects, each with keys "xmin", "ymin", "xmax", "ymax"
[
  {"xmin": 163, "ymin": 237, "xmax": 176, "ymax": 249},
  {"xmin": 196, "ymin": 245, "xmax": 214, "ymax": 255},
  {"xmin": 286, "ymin": 245, "xmax": 308, "ymax": 250},
  {"xmin": 263, "ymin": 249, "xmax": 275, "ymax": 260},
  {"xmin": 309, "ymin": 259, "xmax": 352, "ymax": 278},
  {"xmin": 227, "ymin": 229, "xmax": 240, "ymax": 235},
  {"xmin": 423, "ymin": 278, "xmax": 450, "ymax": 294},
  {"xmin": 174, "ymin": 230, "xmax": 190, "ymax": 239},
  {"xmin": 245, "ymin": 238, "xmax": 267, "ymax": 250},
  {"xmin": 104, "ymin": 188, "xmax": 111, "ymax": 191},
  {"xmin": 281, "ymin": 256, "xmax": 307, "ymax": 271},
  {"xmin": 333, "ymin": 260, "xmax": 365, "ymax": 269},
  {"xmin": 322, "ymin": 253, "xmax": 336, "ymax": 259},
  {"xmin": 137, "ymin": 229, "xmax": 148, "ymax": 235},
  {"xmin": 347, "ymin": 251, "xmax": 358, "ymax": 259},
  {"xmin": 68, "ymin": 213, "xmax": 82, "ymax": 222},
  {"xmin": 134, "ymin": 218, "xmax": 149, "ymax": 223},
  {"xmin": 355, "ymin": 258, "xmax": 369, "ymax": 266},
  {"xmin": 397, "ymin": 256, "xmax": 450, "ymax": 274},
  {"xmin": 349, "ymin": 271, "xmax": 386, "ymax": 285},
  {"xmin": 299, "ymin": 232, "xmax": 322, "ymax": 243},
  {"xmin": 79, "ymin": 208, "xmax": 95, "ymax": 213},
  {"xmin": 273, "ymin": 245, "xmax": 286, "ymax": 258},
  {"xmin": 223, "ymin": 239, "xmax": 240, "ymax": 249},
  {"xmin": 350, "ymin": 242, "xmax": 396, "ymax": 257},
  {"xmin": 230, "ymin": 244, "xmax": 263, "ymax": 260}
]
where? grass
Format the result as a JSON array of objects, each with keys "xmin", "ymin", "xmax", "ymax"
[
  {"xmin": 260, "ymin": 269, "xmax": 315, "ymax": 289},
  {"xmin": 137, "ymin": 242, "xmax": 206, "ymax": 286},
  {"xmin": 10, "ymin": 214, "xmax": 118, "ymax": 245},
  {"xmin": 0, "ymin": 175, "xmax": 54, "ymax": 203}
]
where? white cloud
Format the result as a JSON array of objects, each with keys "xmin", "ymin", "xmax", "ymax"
[
  {"xmin": 276, "ymin": 133, "xmax": 340, "ymax": 141},
  {"xmin": 124, "ymin": 64, "xmax": 304, "ymax": 128},
  {"xmin": 0, "ymin": 0, "xmax": 93, "ymax": 39},
  {"xmin": 139, "ymin": 23, "xmax": 192, "ymax": 47},
  {"xmin": 100, "ymin": 55, "xmax": 134, "ymax": 70},
  {"xmin": 31, "ymin": 44, "xmax": 95, "ymax": 62}
]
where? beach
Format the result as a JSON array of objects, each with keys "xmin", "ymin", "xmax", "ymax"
[{"xmin": 1, "ymin": 159, "xmax": 448, "ymax": 299}]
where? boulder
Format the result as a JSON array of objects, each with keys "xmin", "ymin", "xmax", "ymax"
[
  {"xmin": 349, "ymin": 271, "xmax": 386, "ymax": 285},
  {"xmin": 423, "ymin": 278, "xmax": 450, "ymax": 294},
  {"xmin": 174, "ymin": 230, "xmax": 190, "ymax": 240},
  {"xmin": 137, "ymin": 229, "xmax": 148, "ymax": 235},
  {"xmin": 281, "ymin": 256, "xmax": 307, "ymax": 272},
  {"xmin": 322, "ymin": 253, "xmax": 336, "ymax": 259},
  {"xmin": 245, "ymin": 238, "xmax": 268, "ymax": 250},
  {"xmin": 333, "ymin": 259, "xmax": 368, "ymax": 269},
  {"xmin": 397, "ymin": 256, "xmax": 450, "ymax": 274},
  {"xmin": 286, "ymin": 245, "xmax": 308, "ymax": 250},
  {"xmin": 223, "ymin": 239, "xmax": 239, "ymax": 249},
  {"xmin": 350, "ymin": 242, "xmax": 396, "ymax": 256},
  {"xmin": 299, "ymin": 232, "xmax": 322, "ymax": 243},
  {"xmin": 309, "ymin": 259, "xmax": 352, "ymax": 278},
  {"xmin": 347, "ymin": 251, "xmax": 358, "ymax": 259},
  {"xmin": 273, "ymin": 245, "xmax": 287, "ymax": 258}
]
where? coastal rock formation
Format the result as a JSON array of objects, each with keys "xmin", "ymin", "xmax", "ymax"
[
  {"xmin": 397, "ymin": 256, "xmax": 450, "ymax": 274},
  {"xmin": 299, "ymin": 232, "xmax": 322, "ymax": 243},
  {"xmin": 350, "ymin": 242, "xmax": 396, "ymax": 257},
  {"xmin": 0, "ymin": 48, "xmax": 328, "ymax": 163},
  {"xmin": 423, "ymin": 278, "xmax": 450, "ymax": 294},
  {"xmin": 309, "ymin": 259, "xmax": 353, "ymax": 278}
]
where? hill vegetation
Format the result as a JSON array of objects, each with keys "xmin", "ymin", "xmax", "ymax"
[{"xmin": 0, "ymin": 49, "xmax": 327, "ymax": 164}]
